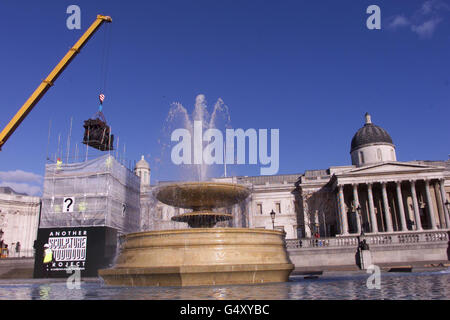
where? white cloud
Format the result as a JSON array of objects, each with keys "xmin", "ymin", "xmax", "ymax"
[
  {"xmin": 388, "ymin": 0, "xmax": 448, "ymax": 39},
  {"xmin": 0, "ymin": 170, "xmax": 43, "ymax": 183},
  {"xmin": 0, "ymin": 182, "xmax": 42, "ymax": 196},
  {"xmin": 421, "ymin": 0, "xmax": 434, "ymax": 14},
  {"xmin": 0, "ymin": 170, "xmax": 43, "ymax": 196},
  {"xmin": 420, "ymin": 0, "xmax": 449, "ymax": 15},
  {"xmin": 411, "ymin": 18, "xmax": 442, "ymax": 38},
  {"xmin": 389, "ymin": 15, "xmax": 410, "ymax": 29}
]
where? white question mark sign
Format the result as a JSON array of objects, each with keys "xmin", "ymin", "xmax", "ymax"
[{"xmin": 64, "ymin": 197, "xmax": 75, "ymax": 212}]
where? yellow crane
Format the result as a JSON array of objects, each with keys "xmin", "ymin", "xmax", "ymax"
[{"xmin": 0, "ymin": 14, "xmax": 112, "ymax": 151}]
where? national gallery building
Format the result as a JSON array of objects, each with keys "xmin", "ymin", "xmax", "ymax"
[{"xmin": 138, "ymin": 113, "xmax": 449, "ymax": 241}]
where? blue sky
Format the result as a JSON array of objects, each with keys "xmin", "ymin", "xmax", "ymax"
[{"xmin": 0, "ymin": 0, "xmax": 449, "ymax": 195}]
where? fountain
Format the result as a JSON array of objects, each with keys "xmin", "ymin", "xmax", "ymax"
[
  {"xmin": 99, "ymin": 181, "xmax": 294, "ymax": 286},
  {"xmin": 99, "ymin": 95, "xmax": 293, "ymax": 286}
]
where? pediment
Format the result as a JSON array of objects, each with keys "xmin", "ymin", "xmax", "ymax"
[{"xmin": 340, "ymin": 161, "xmax": 444, "ymax": 176}]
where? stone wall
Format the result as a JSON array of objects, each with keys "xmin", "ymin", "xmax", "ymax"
[
  {"xmin": 0, "ymin": 192, "xmax": 40, "ymax": 255},
  {"xmin": 287, "ymin": 231, "xmax": 449, "ymax": 271}
]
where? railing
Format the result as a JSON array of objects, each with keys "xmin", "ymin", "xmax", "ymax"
[
  {"xmin": 286, "ymin": 230, "xmax": 449, "ymax": 250},
  {"xmin": 285, "ymin": 237, "xmax": 359, "ymax": 249},
  {"xmin": 0, "ymin": 249, "xmax": 35, "ymax": 259}
]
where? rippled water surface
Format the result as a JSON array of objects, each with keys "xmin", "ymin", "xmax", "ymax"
[{"xmin": 0, "ymin": 271, "xmax": 448, "ymax": 300}]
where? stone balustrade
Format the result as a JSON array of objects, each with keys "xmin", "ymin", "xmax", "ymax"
[
  {"xmin": 285, "ymin": 237, "xmax": 359, "ymax": 249},
  {"xmin": 285, "ymin": 230, "xmax": 449, "ymax": 250}
]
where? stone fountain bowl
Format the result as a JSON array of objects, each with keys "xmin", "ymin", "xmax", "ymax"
[
  {"xmin": 99, "ymin": 228, "xmax": 294, "ymax": 287},
  {"xmin": 155, "ymin": 182, "xmax": 250, "ymax": 210}
]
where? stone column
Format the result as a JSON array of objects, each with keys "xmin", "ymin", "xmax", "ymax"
[
  {"xmin": 25, "ymin": 209, "xmax": 31, "ymax": 254},
  {"xmin": 410, "ymin": 180, "xmax": 422, "ymax": 231},
  {"xmin": 367, "ymin": 183, "xmax": 378, "ymax": 233},
  {"xmin": 438, "ymin": 179, "xmax": 450, "ymax": 229},
  {"xmin": 31, "ymin": 204, "xmax": 39, "ymax": 253},
  {"xmin": 338, "ymin": 185, "xmax": 349, "ymax": 235},
  {"xmin": 381, "ymin": 182, "xmax": 394, "ymax": 232},
  {"xmin": 424, "ymin": 179, "xmax": 438, "ymax": 230},
  {"xmin": 302, "ymin": 197, "xmax": 312, "ymax": 238},
  {"xmin": 336, "ymin": 192, "xmax": 342, "ymax": 235},
  {"xmin": 395, "ymin": 181, "xmax": 408, "ymax": 231},
  {"xmin": 352, "ymin": 184, "xmax": 361, "ymax": 235}
]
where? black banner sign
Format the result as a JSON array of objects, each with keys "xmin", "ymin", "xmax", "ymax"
[{"xmin": 33, "ymin": 226, "xmax": 118, "ymax": 278}]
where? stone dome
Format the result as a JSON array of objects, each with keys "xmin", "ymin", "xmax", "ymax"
[
  {"xmin": 350, "ymin": 113, "xmax": 394, "ymax": 153},
  {"xmin": 135, "ymin": 155, "xmax": 150, "ymax": 169}
]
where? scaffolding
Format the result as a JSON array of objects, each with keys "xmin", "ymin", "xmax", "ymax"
[{"xmin": 40, "ymin": 154, "xmax": 141, "ymax": 233}]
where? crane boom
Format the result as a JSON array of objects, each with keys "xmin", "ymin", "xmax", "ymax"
[{"xmin": 0, "ymin": 14, "xmax": 112, "ymax": 150}]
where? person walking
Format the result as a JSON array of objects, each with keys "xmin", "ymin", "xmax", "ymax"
[{"xmin": 43, "ymin": 244, "xmax": 53, "ymax": 277}]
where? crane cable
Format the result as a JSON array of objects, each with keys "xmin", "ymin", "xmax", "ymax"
[
  {"xmin": 98, "ymin": 22, "xmax": 112, "ymax": 116},
  {"xmin": 100, "ymin": 23, "xmax": 112, "ymax": 156}
]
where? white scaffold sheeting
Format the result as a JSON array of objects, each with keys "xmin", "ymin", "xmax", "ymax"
[{"xmin": 40, "ymin": 154, "xmax": 141, "ymax": 233}]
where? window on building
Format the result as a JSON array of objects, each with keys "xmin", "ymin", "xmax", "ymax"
[
  {"xmin": 377, "ymin": 148, "xmax": 382, "ymax": 161},
  {"xmin": 275, "ymin": 202, "xmax": 281, "ymax": 214},
  {"xmin": 257, "ymin": 203, "xmax": 263, "ymax": 215},
  {"xmin": 360, "ymin": 152, "xmax": 365, "ymax": 164}
]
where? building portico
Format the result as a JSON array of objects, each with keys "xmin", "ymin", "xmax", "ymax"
[{"xmin": 332, "ymin": 163, "xmax": 449, "ymax": 236}]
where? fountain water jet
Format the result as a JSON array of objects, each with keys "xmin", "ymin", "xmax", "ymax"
[{"xmin": 155, "ymin": 94, "xmax": 231, "ymax": 182}]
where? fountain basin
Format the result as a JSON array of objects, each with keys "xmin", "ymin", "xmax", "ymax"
[
  {"xmin": 99, "ymin": 228, "xmax": 294, "ymax": 287},
  {"xmin": 155, "ymin": 182, "xmax": 250, "ymax": 210},
  {"xmin": 155, "ymin": 182, "xmax": 251, "ymax": 228}
]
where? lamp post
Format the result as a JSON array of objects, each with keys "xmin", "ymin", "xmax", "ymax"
[{"xmin": 270, "ymin": 210, "xmax": 276, "ymax": 230}]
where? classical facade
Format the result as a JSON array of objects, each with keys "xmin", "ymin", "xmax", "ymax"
[
  {"xmin": 295, "ymin": 113, "xmax": 449, "ymax": 239},
  {"xmin": 0, "ymin": 187, "xmax": 41, "ymax": 257},
  {"xmin": 137, "ymin": 113, "xmax": 450, "ymax": 242}
]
